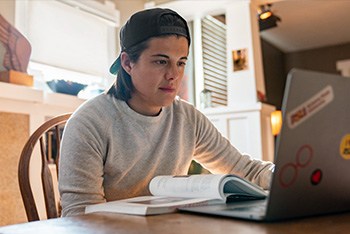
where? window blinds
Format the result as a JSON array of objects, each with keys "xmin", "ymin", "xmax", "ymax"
[{"xmin": 201, "ymin": 16, "xmax": 227, "ymax": 107}]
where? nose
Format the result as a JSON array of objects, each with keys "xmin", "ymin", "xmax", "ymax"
[{"xmin": 165, "ymin": 63, "xmax": 180, "ymax": 81}]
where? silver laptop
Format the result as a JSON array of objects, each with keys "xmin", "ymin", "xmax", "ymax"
[{"xmin": 180, "ymin": 68, "xmax": 350, "ymax": 221}]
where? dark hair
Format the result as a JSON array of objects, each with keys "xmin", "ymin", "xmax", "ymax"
[{"xmin": 107, "ymin": 14, "xmax": 190, "ymax": 101}]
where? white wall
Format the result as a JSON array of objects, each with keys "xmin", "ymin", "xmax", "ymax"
[{"xmin": 110, "ymin": 0, "xmax": 145, "ymax": 56}]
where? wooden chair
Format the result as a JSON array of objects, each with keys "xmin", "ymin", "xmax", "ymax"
[{"xmin": 18, "ymin": 113, "xmax": 72, "ymax": 221}]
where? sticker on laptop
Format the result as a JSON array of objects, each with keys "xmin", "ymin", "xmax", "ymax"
[
  {"xmin": 287, "ymin": 85, "xmax": 334, "ymax": 129},
  {"xmin": 311, "ymin": 169, "xmax": 322, "ymax": 185},
  {"xmin": 339, "ymin": 134, "xmax": 350, "ymax": 160},
  {"xmin": 279, "ymin": 145, "xmax": 313, "ymax": 187}
]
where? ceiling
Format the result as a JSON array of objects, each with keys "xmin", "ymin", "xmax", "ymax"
[
  {"xmin": 259, "ymin": 0, "xmax": 350, "ymax": 53},
  {"xmin": 153, "ymin": 0, "xmax": 350, "ymax": 53}
]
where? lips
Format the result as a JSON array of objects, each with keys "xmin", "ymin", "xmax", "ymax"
[{"xmin": 159, "ymin": 86, "xmax": 175, "ymax": 93}]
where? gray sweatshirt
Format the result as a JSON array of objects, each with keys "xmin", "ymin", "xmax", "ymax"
[{"xmin": 59, "ymin": 94, "xmax": 274, "ymax": 217}]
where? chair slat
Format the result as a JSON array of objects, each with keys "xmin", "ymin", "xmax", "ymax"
[
  {"xmin": 18, "ymin": 113, "xmax": 72, "ymax": 221},
  {"xmin": 55, "ymin": 125, "xmax": 61, "ymax": 177},
  {"xmin": 40, "ymin": 136, "xmax": 58, "ymax": 219}
]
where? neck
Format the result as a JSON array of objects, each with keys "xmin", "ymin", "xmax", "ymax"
[{"xmin": 126, "ymin": 100, "xmax": 162, "ymax": 116}]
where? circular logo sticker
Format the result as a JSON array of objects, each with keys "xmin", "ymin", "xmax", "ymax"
[{"xmin": 340, "ymin": 134, "xmax": 350, "ymax": 160}]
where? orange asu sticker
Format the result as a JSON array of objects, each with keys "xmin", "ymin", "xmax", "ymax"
[
  {"xmin": 340, "ymin": 134, "xmax": 350, "ymax": 160},
  {"xmin": 287, "ymin": 85, "xmax": 334, "ymax": 129}
]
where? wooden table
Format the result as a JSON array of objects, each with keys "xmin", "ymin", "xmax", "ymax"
[{"xmin": 0, "ymin": 211, "xmax": 349, "ymax": 234}]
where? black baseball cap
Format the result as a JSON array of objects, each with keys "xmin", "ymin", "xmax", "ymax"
[{"xmin": 109, "ymin": 8, "xmax": 191, "ymax": 75}]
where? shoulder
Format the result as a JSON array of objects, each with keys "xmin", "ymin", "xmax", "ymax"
[
  {"xmin": 172, "ymin": 96, "xmax": 196, "ymax": 114},
  {"xmin": 74, "ymin": 93, "xmax": 114, "ymax": 115},
  {"xmin": 170, "ymin": 97, "xmax": 208, "ymax": 123},
  {"xmin": 68, "ymin": 93, "xmax": 122, "ymax": 129}
]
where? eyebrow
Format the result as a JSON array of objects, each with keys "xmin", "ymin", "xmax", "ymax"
[{"xmin": 151, "ymin": 54, "xmax": 188, "ymax": 60}]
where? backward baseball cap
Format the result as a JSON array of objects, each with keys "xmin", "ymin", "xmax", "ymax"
[{"xmin": 109, "ymin": 8, "xmax": 191, "ymax": 75}]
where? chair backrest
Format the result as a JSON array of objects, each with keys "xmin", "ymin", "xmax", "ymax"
[{"xmin": 18, "ymin": 113, "xmax": 72, "ymax": 221}]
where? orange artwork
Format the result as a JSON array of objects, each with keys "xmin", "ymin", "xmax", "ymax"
[
  {"xmin": 0, "ymin": 14, "xmax": 31, "ymax": 73},
  {"xmin": 232, "ymin": 48, "xmax": 248, "ymax": 72}
]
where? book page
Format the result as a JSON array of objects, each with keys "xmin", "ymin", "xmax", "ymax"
[
  {"xmin": 222, "ymin": 177, "xmax": 267, "ymax": 198},
  {"xmin": 127, "ymin": 197, "xmax": 193, "ymax": 205},
  {"xmin": 85, "ymin": 195, "xmax": 224, "ymax": 216},
  {"xmin": 149, "ymin": 174, "xmax": 227, "ymax": 200}
]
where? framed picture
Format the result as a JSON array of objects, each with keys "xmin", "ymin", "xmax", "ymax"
[{"xmin": 232, "ymin": 48, "xmax": 248, "ymax": 72}]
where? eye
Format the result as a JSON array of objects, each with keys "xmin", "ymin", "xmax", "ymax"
[
  {"xmin": 156, "ymin": 60, "xmax": 167, "ymax": 65},
  {"xmin": 178, "ymin": 61, "xmax": 186, "ymax": 67}
]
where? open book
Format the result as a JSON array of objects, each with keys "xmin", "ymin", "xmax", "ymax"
[{"xmin": 85, "ymin": 174, "xmax": 267, "ymax": 216}]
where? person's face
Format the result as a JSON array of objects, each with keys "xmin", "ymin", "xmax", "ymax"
[{"xmin": 121, "ymin": 36, "xmax": 189, "ymax": 116}]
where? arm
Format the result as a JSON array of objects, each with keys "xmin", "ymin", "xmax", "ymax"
[
  {"xmin": 59, "ymin": 113, "xmax": 107, "ymax": 217},
  {"xmin": 193, "ymin": 110, "xmax": 274, "ymax": 190}
]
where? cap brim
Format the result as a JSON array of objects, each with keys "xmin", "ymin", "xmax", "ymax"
[{"xmin": 110, "ymin": 55, "xmax": 121, "ymax": 75}]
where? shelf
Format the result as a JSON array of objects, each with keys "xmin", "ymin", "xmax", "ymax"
[{"xmin": 0, "ymin": 81, "xmax": 86, "ymax": 108}]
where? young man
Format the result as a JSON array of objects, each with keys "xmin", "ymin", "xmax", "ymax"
[{"xmin": 59, "ymin": 8, "xmax": 274, "ymax": 217}]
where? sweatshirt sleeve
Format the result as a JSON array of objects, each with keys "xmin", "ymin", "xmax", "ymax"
[
  {"xmin": 58, "ymin": 112, "xmax": 107, "ymax": 217},
  {"xmin": 193, "ymin": 109, "xmax": 275, "ymax": 190}
]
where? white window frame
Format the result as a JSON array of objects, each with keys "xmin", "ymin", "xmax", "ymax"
[
  {"xmin": 14, "ymin": 0, "xmax": 120, "ymax": 98},
  {"xmin": 201, "ymin": 15, "xmax": 227, "ymax": 107},
  {"xmin": 191, "ymin": 14, "xmax": 228, "ymax": 108}
]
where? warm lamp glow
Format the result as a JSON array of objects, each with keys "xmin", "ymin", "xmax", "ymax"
[
  {"xmin": 271, "ymin": 110, "xmax": 282, "ymax": 136},
  {"xmin": 260, "ymin": 11, "xmax": 272, "ymax": 20}
]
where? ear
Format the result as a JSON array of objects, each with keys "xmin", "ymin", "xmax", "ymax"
[{"xmin": 121, "ymin": 52, "xmax": 132, "ymax": 75}]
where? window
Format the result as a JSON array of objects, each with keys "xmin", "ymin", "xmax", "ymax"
[
  {"xmin": 201, "ymin": 15, "xmax": 227, "ymax": 107},
  {"xmin": 15, "ymin": 0, "xmax": 120, "ymax": 98},
  {"xmin": 191, "ymin": 14, "xmax": 227, "ymax": 108}
]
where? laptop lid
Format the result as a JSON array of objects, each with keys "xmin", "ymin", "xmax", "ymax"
[
  {"xmin": 180, "ymin": 69, "xmax": 350, "ymax": 221},
  {"xmin": 266, "ymin": 68, "xmax": 350, "ymax": 220}
]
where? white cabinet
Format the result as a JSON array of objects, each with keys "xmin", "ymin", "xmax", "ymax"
[{"xmin": 201, "ymin": 102, "xmax": 275, "ymax": 162}]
